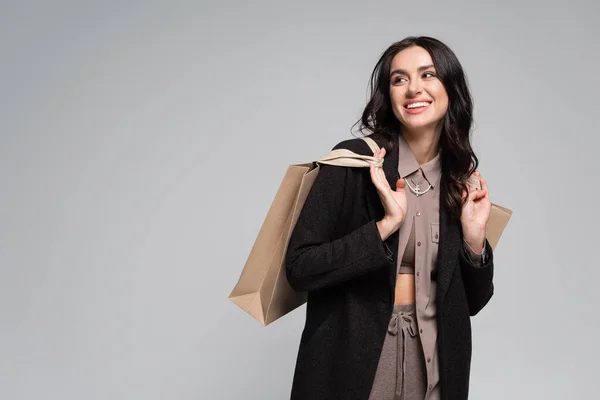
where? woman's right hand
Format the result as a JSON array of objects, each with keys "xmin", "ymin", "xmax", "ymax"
[{"xmin": 369, "ymin": 147, "xmax": 408, "ymax": 241}]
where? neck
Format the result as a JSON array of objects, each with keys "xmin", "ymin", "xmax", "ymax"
[{"xmin": 401, "ymin": 124, "xmax": 442, "ymax": 165}]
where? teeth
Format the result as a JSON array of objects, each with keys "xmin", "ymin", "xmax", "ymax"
[{"xmin": 406, "ymin": 102, "xmax": 430, "ymax": 109}]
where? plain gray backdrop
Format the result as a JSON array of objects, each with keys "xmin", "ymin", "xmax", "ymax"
[{"xmin": 2, "ymin": 0, "xmax": 599, "ymax": 399}]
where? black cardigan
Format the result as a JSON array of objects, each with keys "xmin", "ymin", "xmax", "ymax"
[{"xmin": 285, "ymin": 134, "xmax": 494, "ymax": 400}]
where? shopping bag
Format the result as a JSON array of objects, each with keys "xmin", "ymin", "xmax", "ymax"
[{"xmin": 228, "ymin": 138, "xmax": 381, "ymax": 326}]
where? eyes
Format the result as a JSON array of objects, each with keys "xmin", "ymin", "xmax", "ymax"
[{"xmin": 392, "ymin": 72, "xmax": 437, "ymax": 85}]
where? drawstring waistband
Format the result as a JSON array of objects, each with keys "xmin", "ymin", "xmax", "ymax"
[{"xmin": 388, "ymin": 305, "xmax": 418, "ymax": 398}]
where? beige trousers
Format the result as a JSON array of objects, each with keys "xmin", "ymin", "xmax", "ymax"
[{"xmin": 368, "ymin": 303, "xmax": 427, "ymax": 400}]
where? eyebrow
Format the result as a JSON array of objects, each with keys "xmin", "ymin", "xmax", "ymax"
[{"xmin": 390, "ymin": 64, "xmax": 435, "ymax": 77}]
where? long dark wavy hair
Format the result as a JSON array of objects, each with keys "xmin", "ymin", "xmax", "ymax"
[{"xmin": 352, "ymin": 36, "xmax": 478, "ymax": 221}]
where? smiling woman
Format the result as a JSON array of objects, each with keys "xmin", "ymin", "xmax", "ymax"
[{"xmin": 285, "ymin": 36, "xmax": 494, "ymax": 400}]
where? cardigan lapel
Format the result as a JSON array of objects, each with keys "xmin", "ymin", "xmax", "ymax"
[
  {"xmin": 437, "ymin": 177, "xmax": 461, "ymax": 305},
  {"xmin": 383, "ymin": 134, "xmax": 400, "ymax": 288},
  {"xmin": 382, "ymin": 134, "xmax": 400, "ymax": 195}
]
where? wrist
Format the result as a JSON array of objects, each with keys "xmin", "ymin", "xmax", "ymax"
[
  {"xmin": 377, "ymin": 217, "xmax": 401, "ymax": 241},
  {"xmin": 376, "ymin": 219, "xmax": 391, "ymax": 241},
  {"xmin": 463, "ymin": 226, "xmax": 485, "ymax": 251},
  {"xmin": 464, "ymin": 237, "xmax": 485, "ymax": 254}
]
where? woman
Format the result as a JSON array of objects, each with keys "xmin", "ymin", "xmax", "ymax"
[{"xmin": 285, "ymin": 36, "xmax": 494, "ymax": 400}]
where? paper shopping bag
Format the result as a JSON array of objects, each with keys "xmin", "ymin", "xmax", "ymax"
[
  {"xmin": 228, "ymin": 162, "xmax": 316, "ymax": 326},
  {"xmin": 229, "ymin": 138, "xmax": 382, "ymax": 326}
]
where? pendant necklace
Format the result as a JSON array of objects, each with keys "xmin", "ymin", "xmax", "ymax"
[{"xmin": 404, "ymin": 176, "xmax": 432, "ymax": 197}]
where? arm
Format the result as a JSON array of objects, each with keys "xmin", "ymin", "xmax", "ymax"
[
  {"xmin": 285, "ymin": 155, "xmax": 393, "ymax": 293},
  {"xmin": 459, "ymin": 171, "xmax": 494, "ymax": 316},
  {"xmin": 459, "ymin": 238, "xmax": 494, "ymax": 316}
]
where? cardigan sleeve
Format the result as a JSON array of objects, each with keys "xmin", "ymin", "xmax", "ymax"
[
  {"xmin": 285, "ymin": 145, "xmax": 392, "ymax": 293},
  {"xmin": 459, "ymin": 238, "xmax": 494, "ymax": 316}
]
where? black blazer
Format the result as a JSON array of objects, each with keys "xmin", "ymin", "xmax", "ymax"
[{"xmin": 285, "ymin": 134, "xmax": 494, "ymax": 400}]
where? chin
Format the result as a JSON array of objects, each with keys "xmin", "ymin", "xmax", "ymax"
[
  {"xmin": 401, "ymin": 120, "xmax": 437, "ymax": 131},
  {"xmin": 400, "ymin": 115, "xmax": 445, "ymax": 132}
]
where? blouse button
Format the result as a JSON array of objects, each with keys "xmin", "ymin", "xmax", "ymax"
[
  {"xmin": 416, "ymin": 212, "xmax": 421, "ymax": 216},
  {"xmin": 417, "ymin": 242, "xmax": 421, "ymax": 246}
]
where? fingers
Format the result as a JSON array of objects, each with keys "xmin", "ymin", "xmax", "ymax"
[
  {"xmin": 369, "ymin": 155, "xmax": 389, "ymax": 193},
  {"xmin": 464, "ymin": 183, "xmax": 475, "ymax": 199},
  {"xmin": 396, "ymin": 178, "xmax": 405, "ymax": 191},
  {"xmin": 479, "ymin": 176, "xmax": 490, "ymax": 200},
  {"xmin": 369, "ymin": 149, "xmax": 383, "ymax": 181},
  {"xmin": 372, "ymin": 147, "xmax": 386, "ymax": 159},
  {"xmin": 369, "ymin": 163, "xmax": 380, "ymax": 188},
  {"xmin": 376, "ymin": 167, "xmax": 387, "ymax": 189},
  {"xmin": 468, "ymin": 184, "xmax": 487, "ymax": 202},
  {"xmin": 466, "ymin": 188, "xmax": 477, "ymax": 203},
  {"xmin": 472, "ymin": 172, "xmax": 489, "ymax": 198},
  {"xmin": 464, "ymin": 179, "xmax": 488, "ymax": 203},
  {"xmin": 466, "ymin": 171, "xmax": 489, "ymax": 196},
  {"xmin": 370, "ymin": 149, "xmax": 407, "ymax": 204},
  {"xmin": 479, "ymin": 176, "xmax": 488, "ymax": 192},
  {"xmin": 369, "ymin": 161, "xmax": 383, "ymax": 183}
]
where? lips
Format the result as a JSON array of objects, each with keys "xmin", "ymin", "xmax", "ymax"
[
  {"xmin": 404, "ymin": 100, "xmax": 431, "ymax": 108},
  {"xmin": 404, "ymin": 101, "xmax": 432, "ymax": 114},
  {"xmin": 403, "ymin": 98, "xmax": 432, "ymax": 106}
]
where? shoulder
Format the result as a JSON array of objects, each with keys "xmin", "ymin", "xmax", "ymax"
[
  {"xmin": 315, "ymin": 137, "xmax": 374, "ymax": 186},
  {"xmin": 331, "ymin": 137, "xmax": 374, "ymax": 156}
]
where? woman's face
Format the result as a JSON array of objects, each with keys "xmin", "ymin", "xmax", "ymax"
[{"xmin": 389, "ymin": 46, "xmax": 449, "ymax": 133}]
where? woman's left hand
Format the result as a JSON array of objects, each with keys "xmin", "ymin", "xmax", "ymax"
[{"xmin": 460, "ymin": 171, "xmax": 491, "ymax": 253}]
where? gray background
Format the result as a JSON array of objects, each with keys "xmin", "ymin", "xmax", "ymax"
[{"xmin": 1, "ymin": 0, "xmax": 598, "ymax": 399}]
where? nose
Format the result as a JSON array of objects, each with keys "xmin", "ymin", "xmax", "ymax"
[{"xmin": 407, "ymin": 79, "xmax": 422, "ymax": 97}]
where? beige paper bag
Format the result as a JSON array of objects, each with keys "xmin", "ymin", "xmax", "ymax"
[{"xmin": 229, "ymin": 138, "xmax": 381, "ymax": 326}]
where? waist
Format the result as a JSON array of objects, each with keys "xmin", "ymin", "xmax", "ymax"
[{"xmin": 394, "ymin": 273, "xmax": 415, "ymax": 305}]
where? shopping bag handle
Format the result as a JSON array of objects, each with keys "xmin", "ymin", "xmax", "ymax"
[
  {"xmin": 361, "ymin": 136, "xmax": 380, "ymax": 154},
  {"xmin": 316, "ymin": 136, "xmax": 383, "ymax": 168}
]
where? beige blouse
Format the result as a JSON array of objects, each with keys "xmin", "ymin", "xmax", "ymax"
[{"xmin": 395, "ymin": 134, "xmax": 484, "ymax": 400}]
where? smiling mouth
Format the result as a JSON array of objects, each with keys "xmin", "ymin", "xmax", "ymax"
[{"xmin": 404, "ymin": 101, "xmax": 432, "ymax": 110}]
